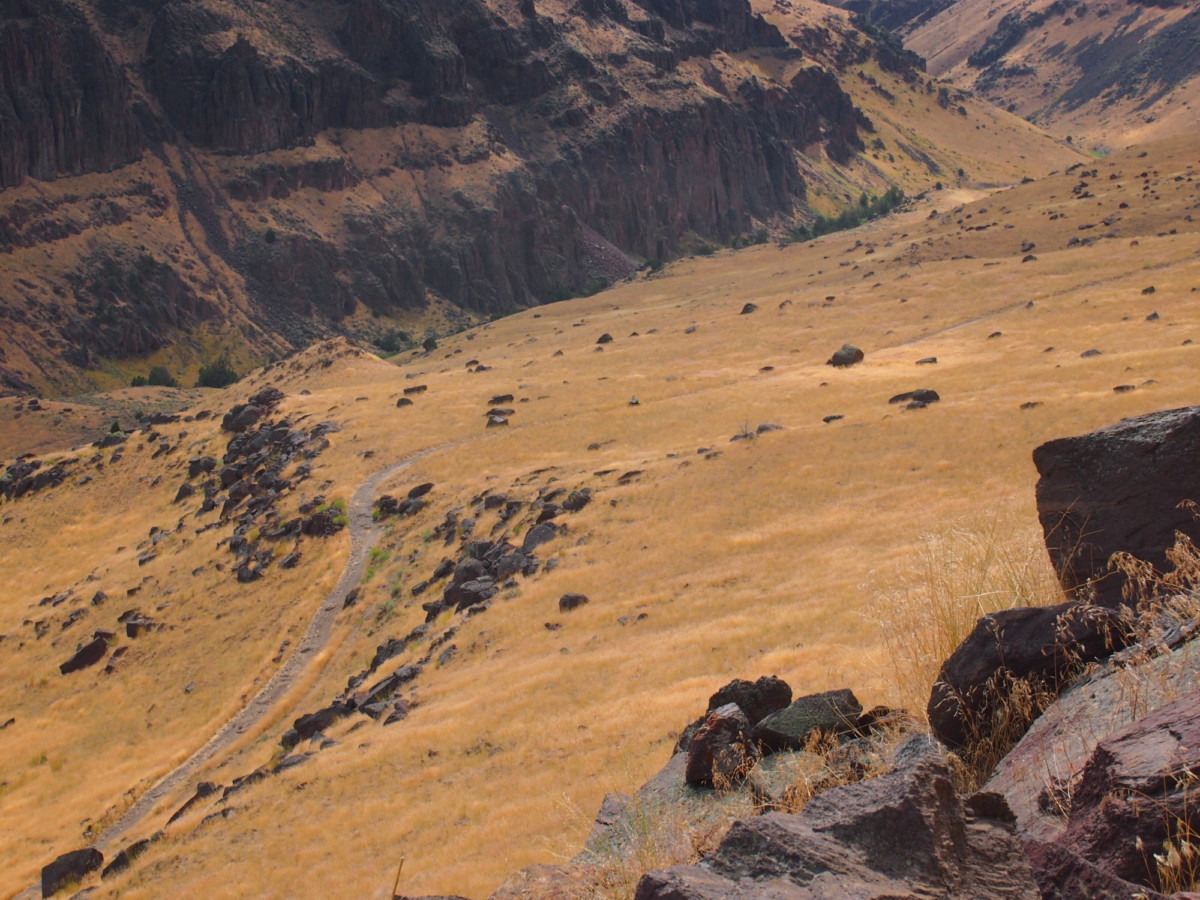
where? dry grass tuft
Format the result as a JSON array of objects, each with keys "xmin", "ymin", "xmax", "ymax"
[
  {"xmin": 775, "ymin": 717, "xmax": 919, "ymax": 813},
  {"xmin": 870, "ymin": 511, "xmax": 1064, "ymax": 716}
]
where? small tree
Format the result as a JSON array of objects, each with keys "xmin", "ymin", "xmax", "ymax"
[
  {"xmin": 197, "ymin": 355, "xmax": 239, "ymax": 388},
  {"xmin": 374, "ymin": 329, "xmax": 410, "ymax": 354},
  {"xmin": 147, "ymin": 365, "xmax": 177, "ymax": 387},
  {"xmin": 422, "ymin": 335, "xmax": 438, "ymax": 352}
]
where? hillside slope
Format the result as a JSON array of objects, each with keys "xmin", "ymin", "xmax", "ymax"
[
  {"xmin": 0, "ymin": 133, "xmax": 1196, "ymax": 898},
  {"xmin": 838, "ymin": 0, "xmax": 1200, "ymax": 148},
  {"xmin": 0, "ymin": 0, "xmax": 1076, "ymax": 397}
]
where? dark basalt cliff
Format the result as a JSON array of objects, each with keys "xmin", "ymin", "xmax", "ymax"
[
  {"xmin": 0, "ymin": 0, "xmax": 912, "ymax": 392},
  {"xmin": 0, "ymin": 0, "xmax": 143, "ymax": 188}
]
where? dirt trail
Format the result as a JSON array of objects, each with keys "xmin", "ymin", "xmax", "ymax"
[{"xmin": 14, "ymin": 451, "xmax": 430, "ymax": 900}]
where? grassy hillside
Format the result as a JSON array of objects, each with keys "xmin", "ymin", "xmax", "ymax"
[{"xmin": 0, "ymin": 134, "xmax": 1197, "ymax": 899}]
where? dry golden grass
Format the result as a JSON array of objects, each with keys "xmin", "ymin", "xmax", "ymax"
[
  {"xmin": 1, "ymin": 136, "xmax": 1198, "ymax": 899},
  {"xmin": 870, "ymin": 511, "xmax": 1065, "ymax": 716}
]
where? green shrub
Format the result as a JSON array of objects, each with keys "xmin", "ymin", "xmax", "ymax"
[
  {"xmin": 147, "ymin": 365, "xmax": 177, "ymax": 387},
  {"xmin": 196, "ymin": 355, "xmax": 239, "ymax": 388},
  {"xmin": 130, "ymin": 375, "xmax": 148, "ymax": 387},
  {"xmin": 422, "ymin": 336, "xmax": 438, "ymax": 352},
  {"xmin": 374, "ymin": 329, "xmax": 410, "ymax": 354},
  {"xmin": 790, "ymin": 186, "xmax": 906, "ymax": 243}
]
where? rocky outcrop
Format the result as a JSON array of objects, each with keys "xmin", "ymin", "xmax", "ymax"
[
  {"xmin": 0, "ymin": 0, "xmax": 914, "ymax": 392},
  {"xmin": 637, "ymin": 739, "xmax": 1040, "ymax": 899},
  {"xmin": 0, "ymin": 0, "xmax": 142, "ymax": 189},
  {"xmin": 1034, "ymin": 405, "xmax": 1200, "ymax": 608}
]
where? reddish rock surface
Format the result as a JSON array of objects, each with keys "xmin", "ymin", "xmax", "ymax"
[{"xmin": 1034, "ymin": 406, "xmax": 1200, "ymax": 609}]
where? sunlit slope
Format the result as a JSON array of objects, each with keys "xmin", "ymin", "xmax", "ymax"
[{"xmin": 0, "ymin": 135, "xmax": 1196, "ymax": 899}]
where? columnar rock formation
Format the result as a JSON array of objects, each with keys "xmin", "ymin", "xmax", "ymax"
[{"xmin": 0, "ymin": 0, "xmax": 918, "ymax": 392}]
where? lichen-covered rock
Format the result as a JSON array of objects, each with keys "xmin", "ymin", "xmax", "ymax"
[{"xmin": 752, "ymin": 688, "xmax": 862, "ymax": 752}]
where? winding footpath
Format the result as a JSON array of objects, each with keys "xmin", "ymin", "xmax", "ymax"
[{"xmin": 16, "ymin": 451, "xmax": 430, "ymax": 900}]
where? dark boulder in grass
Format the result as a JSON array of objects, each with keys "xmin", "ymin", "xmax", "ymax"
[
  {"xmin": 42, "ymin": 847, "xmax": 104, "ymax": 897},
  {"xmin": 558, "ymin": 593, "xmax": 589, "ymax": 612},
  {"xmin": 826, "ymin": 343, "xmax": 864, "ymax": 367},
  {"xmin": 889, "ymin": 388, "xmax": 940, "ymax": 405},
  {"xmin": 59, "ymin": 635, "xmax": 110, "ymax": 674}
]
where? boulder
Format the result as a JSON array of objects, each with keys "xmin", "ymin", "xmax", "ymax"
[
  {"xmin": 562, "ymin": 489, "xmax": 592, "ymax": 512},
  {"xmin": 522, "ymin": 523, "xmax": 558, "ymax": 553},
  {"xmin": 826, "ymin": 344, "xmax": 864, "ymax": 367},
  {"xmin": 359, "ymin": 665, "xmax": 421, "ymax": 707},
  {"xmin": 559, "ymin": 593, "xmax": 589, "ymax": 612},
  {"xmin": 292, "ymin": 703, "xmax": 352, "ymax": 741},
  {"xmin": 752, "ymin": 688, "xmax": 862, "ymax": 752},
  {"xmin": 452, "ymin": 558, "xmax": 487, "ymax": 585},
  {"xmin": 445, "ymin": 578, "xmax": 497, "ymax": 611},
  {"xmin": 928, "ymin": 601, "xmax": 1129, "ymax": 750},
  {"xmin": 638, "ymin": 745, "xmax": 1039, "ymax": 900},
  {"xmin": 42, "ymin": 848, "xmax": 104, "ymax": 897},
  {"xmin": 221, "ymin": 403, "xmax": 264, "ymax": 433},
  {"xmin": 59, "ymin": 635, "xmax": 110, "ymax": 674},
  {"xmin": 685, "ymin": 703, "xmax": 759, "ymax": 786},
  {"xmin": 101, "ymin": 837, "xmax": 154, "ymax": 880},
  {"xmin": 888, "ymin": 388, "xmax": 940, "ymax": 405},
  {"xmin": 707, "ymin": 676, "xmax": 792, "ymax": 727},
  {"xmin": 166, "ymin": 781, "xmax": 221, "ymax": 824},
  {"xmin": 1033, "ymin": 406, "xmax": 1200, "ymax": 608}
]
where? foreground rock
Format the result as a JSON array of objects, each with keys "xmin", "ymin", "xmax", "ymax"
[
  {"xmin": 753, "ymin": 688, "xmax": 862, "ymax": 752},
  {"xmin": 684, "ymin": 703, "xmax": 759, "ymax": 787},
  {"xmin": 637, "ymin": 738, "xmax": 1039, "ymax": 899},
  {"xmin": 1034, "ymin": 405, "xmax": 1200, "ymax": 608},
  {"xmin": 928, "ymin": 601, "xmax": 1130, "ymax": 750}
]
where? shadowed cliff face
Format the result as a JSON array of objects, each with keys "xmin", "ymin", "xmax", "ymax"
[
  {"xmin": 0, "ymin": 0, "xmax": 143, "ymax": 188},
  {"xmin": 0, "ymin": 0, "xmax": 909, "ymax": 393}
]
